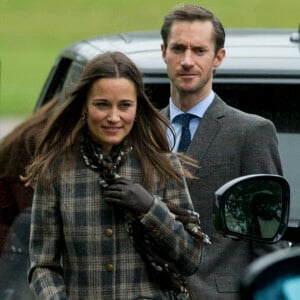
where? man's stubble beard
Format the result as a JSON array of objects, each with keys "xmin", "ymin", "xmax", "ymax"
[
  {"xmin": 171, "ymin": 68, "xmax": 213, "ymax": 100},
  {"xmin": 173, "ymin": 79, "xmax": 209, "ymax": 99}
]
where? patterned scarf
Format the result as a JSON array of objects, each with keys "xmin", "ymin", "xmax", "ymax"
[
  {"xmin": 80, "ymin": 134, "xmax": 210, "ymax": 300},
  {"xmin": 80, "ymin": 134, "xmax": 132, "ymax": 187}
]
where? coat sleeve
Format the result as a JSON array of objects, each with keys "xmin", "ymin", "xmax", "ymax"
[
  {"xmin": 140, "ymin": 155, "xmax": 203, "ymax": 276},
  {"xmin": 28, "ymin": 180, "xmax": 68, "ymax": 299}
]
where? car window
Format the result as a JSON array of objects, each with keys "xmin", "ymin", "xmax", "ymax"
[
  {"xmin": 213, "ymin": 83, "xmax": 300, "ymax": 133},
  {"xmin": 35, "ymin": 58, "xmax": 74, "ymax": 110},
  {"xmin": 214, "ymin": 82, "xmax": 300, "ymax": 226},
  {"xmin": 58, "ymin": 61, "xmax": 84, "ymax": 104},
  {"xmin": 145, "ymin": 83, "xmax": 170, "ymax": 109}
]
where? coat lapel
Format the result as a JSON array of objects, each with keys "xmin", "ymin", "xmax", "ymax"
[
  {"xmin": 161, "ymin": 95, "xmax": 227, "ymax": 161},
  {"xmin": 186, "ymin": 95, "xmax": 226, "ymax": 162}
]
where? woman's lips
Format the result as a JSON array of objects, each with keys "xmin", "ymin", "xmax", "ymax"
[{"xmin": 103, "ymin": 126, "xmax": 122, "ymax": 133}]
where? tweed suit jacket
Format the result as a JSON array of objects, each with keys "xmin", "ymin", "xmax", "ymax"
[
  {"xmin": 28, "ymin": 151, "xmax": 202, "ymax": 300},
  {"xmin": 161, "ymin": 95, "xmax": 288, "ymax": 299}
]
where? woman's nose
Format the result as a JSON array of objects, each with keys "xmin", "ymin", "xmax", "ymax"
[{"xmin": 107, "ymin": 109, "xmax": 120, "ymax": 122}]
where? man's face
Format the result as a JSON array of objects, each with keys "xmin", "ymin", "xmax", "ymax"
[{"xmin": 161, "ymin": 20, "xmax": 225, "ymax": 100}]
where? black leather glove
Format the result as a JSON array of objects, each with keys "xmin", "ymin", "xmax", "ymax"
[{"xmin": 103, "ymin": 178, "xmax": 154, "ymax": 214}]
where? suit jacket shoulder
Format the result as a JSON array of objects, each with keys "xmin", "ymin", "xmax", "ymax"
[{"xmin": 207, "ymin": 94, "xmax": 275, "ymax": 126}]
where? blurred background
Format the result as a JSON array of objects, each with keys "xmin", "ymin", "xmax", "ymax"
[{"xmin": 1, "ymin": 0, "xmax": 300, "ymax": 136}]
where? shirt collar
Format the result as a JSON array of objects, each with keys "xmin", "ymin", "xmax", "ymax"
[{"xmin": 169, "ymin": 90, "xmax": 215, "ymax": 122}]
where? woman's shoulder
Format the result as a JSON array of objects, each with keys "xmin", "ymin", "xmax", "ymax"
[{"xmin": 50, "ymin": 151, "xmax": 95, "ymax": 182}]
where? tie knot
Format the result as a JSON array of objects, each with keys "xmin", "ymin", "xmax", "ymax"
[{"xmin": 175, "ymin": 113, "xmax": 195, "ymax": 126}]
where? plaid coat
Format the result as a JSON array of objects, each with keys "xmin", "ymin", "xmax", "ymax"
[{"xmin": 28, "ymin": 151, "xmax": 202, "ymax": 299}]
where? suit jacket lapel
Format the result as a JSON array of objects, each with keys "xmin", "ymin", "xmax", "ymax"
[
  {"xmin": 187, "ymin": 95, "xmax": 226, "ymax": 161},
  {"xmin": 160, "ymin": 95, "xmax": 227, "ymax": 162},
  {"xmin": 160, "ymin": 106, "xmax": 169, "ymax": 119}
]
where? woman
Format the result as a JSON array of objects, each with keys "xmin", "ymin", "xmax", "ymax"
[
  {"xmin": 25, "ymin": 52, "xmax": 208, "ymax": 299},
  {"xmin": 0, "ymin": 98, "xmax": 57, "ymax": 254}
]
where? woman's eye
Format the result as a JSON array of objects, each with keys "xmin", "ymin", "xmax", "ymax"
[
  {"xmin": 120, "ymin": 103, "xmax": 130, "ymax": 108},
  {"xmin": 119, "ymin": 102, "xmax": 132, "ymax": 110},
  {"xmin": 95, "ymin": 102, "xmax": 108, "ymax": 108}
]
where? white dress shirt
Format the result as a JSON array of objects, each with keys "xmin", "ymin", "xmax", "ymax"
[{"xmin": 167, "ymin": 91, "xmax": 215, "ymax": 152}]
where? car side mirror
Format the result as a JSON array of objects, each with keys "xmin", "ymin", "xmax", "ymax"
[
  {"xmin": 239, "ymin": 246, "xmax": 300, "ymax": 300},
  {"xmin": 214, "ymin": 174, "xmax": 290, "ymax": 243}
]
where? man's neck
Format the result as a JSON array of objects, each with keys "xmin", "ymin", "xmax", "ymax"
[{"xmin": 171, "ymin": 88, "xmax": 212, "ymax": 112}]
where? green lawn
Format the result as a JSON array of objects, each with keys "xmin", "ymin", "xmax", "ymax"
[{"xmin": 1, "ymin": 0, "xmax": 300, "ymax": 117}]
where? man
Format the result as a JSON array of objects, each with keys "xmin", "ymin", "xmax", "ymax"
[{"xmin": 160, "ymin": 4, "xmax": 288, "ymax": 299}]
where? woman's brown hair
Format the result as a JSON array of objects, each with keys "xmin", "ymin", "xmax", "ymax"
[
  {"xmin": 25, "ymin": 52, "xmax": 196, "ymax": 189},
  {"xmin": 0, "ymin": 97, "xmax": 58, "ymax": 180}
]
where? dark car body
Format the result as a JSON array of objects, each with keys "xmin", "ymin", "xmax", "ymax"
[{"xmin": 36, "ymin": 28, "xmax": 300, "ymax": 243}]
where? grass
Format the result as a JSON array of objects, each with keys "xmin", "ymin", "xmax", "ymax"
[{"xmin": 1, "ymin": 0, "xmax": 300, "ymax": 117}]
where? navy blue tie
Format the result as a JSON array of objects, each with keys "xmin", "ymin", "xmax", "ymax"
[{"xmin": 175, "ymin": 113, "xmax": 195, "ymax": 152}]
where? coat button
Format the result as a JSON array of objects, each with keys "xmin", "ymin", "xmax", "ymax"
[
  {"xmin": 105, "ymin": 264, "xmax": 114, "ymax": 272},
  {"xmin": 105, "ymin": 229, "xmax": 113, "ymax": 237}
]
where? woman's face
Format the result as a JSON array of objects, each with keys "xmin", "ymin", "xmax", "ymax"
[{"xmin": 85, "ymin": 77, "xmax": 137, "ymax": 154}]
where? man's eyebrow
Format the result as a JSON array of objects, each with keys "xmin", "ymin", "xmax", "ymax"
[{"xmin": 169, "ymin": 41, "xmax": 187, "ymax": 47}]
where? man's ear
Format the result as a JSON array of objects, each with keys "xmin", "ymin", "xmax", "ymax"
[
  {"xmin": 213, "ymin": 48, "xmax": 226, "ymax": 69},
  {"xmin": 161, "ymin": 44, "xmax": 167, "ymax": 63}
]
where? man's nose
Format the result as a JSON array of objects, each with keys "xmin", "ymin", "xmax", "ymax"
[{"xmin": 181, "ymin": 50, "xmax": 194, "ymax": 68}]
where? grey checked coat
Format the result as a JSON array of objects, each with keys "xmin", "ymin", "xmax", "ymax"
[
  {"xmin": 161, "ymin": 95, "xmax": 288, "ymax": 299},
  {"xmin": 28, "ymin": 151, "xmax": 202, "ymax": 299}
]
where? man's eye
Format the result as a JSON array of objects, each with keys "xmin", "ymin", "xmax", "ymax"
[
  {"xmin": 171, "ymin": 45, "xmax": 184, "ymax": 53},
  {"xmin": 194, "ymin": 48, "xmax": 206, "ymax": 55}
]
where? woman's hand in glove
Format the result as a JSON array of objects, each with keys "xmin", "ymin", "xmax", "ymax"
[{"xmin": 103, "ymin": 179, "xmax": 154, "ymax": 214}]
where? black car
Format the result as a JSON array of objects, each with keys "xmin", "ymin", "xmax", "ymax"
[{"xmin": 36, "ymin": 28, "xmax": 300, "ymax": 243}]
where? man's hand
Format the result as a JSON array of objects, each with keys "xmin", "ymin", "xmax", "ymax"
[{"xmin": 103, "ymin": 179, "xmax": 154, "ymax": 214}]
